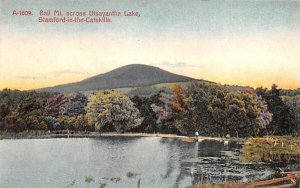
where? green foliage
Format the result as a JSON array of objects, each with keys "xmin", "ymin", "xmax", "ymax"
[
  {"xmin": 182, "ymin": 82, "xmax": 265, "ymax": 136},
  {"xmin": 280, "ymin": 88, "xmax": 300, "ymax": 97},
  {"xmin": 4, "ymin": 114, "xmax": 26, "ymax": 132},
  {"xmin": 62, "ymin": 92, "xmax": 87, "ymax": 116},
  {"xmin": 130, "ymin": 94, "xmax": 160, "ymax": 133},
  {"xmin": 151, "ymin": 81, "xmax": 271, "ymax": 137},
  {"xmin": 151, "ymin": 84, "xmax": 188, "ymax": 134},
  {"xmin": 0, "ymin": 82, "xmax": 298, "ymax": 136},
  {"xmin": 86, "ymin": 91, "xmax": 142, "ymax": 132},
  {"xmin": 58, "ymin": 115, "xmax": 89, "ymax": 131},
  {"xmin": 0, "ymin": 90, "xmax": 51, "ymax": 131},
  {"xmin": 256, "ymin": 84, "xmax": 295, "ymax": 135},
  {"xmin": 206, "ymin": 86, "xmax": 270, "ymax": 137},
  {"xmin": 0, "ymin": 103, "xmax": 10, "ymax": 119},
  {"xmin": 0, "ymin": 103, "xmax": 10, "ymax": 130},
  {"xmin": 17, "ymin": 91, "xmax": 50, "ymax": 130},
  {"xmin": 0, "ymin": 89, "xmax": 24, "ymax": 130},
  {"xmin": 43, "ymin": 94, "xmax": 66, "ymax": 117},
  {"xmin": 45, "ymin": 116, "xmax": 61, "ymax": 130},
  {"xmin": 171, "ymin": 82, "xmax": 207, "ymax": 135},
  {"xmin": 0, "ymin": 89, "xmax": 24, "ymax": 109},
  {"xmin": 282, "ymin": 95, "xmax": 300, "ymax": 136}
]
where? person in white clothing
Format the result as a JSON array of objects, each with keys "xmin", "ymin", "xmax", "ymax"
[{"xmin": 195, "ymin": 131, "xmax": 199, "ymax": 140}]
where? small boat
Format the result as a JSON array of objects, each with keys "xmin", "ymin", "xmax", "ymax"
[{"xmin": 181, "ymin": 137, "xmax": 197, "ymax": 142}]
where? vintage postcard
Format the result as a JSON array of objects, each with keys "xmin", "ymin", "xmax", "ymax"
[{"xmin": 0, "ymin": 0, "xmax": 299, "ymax": 187}]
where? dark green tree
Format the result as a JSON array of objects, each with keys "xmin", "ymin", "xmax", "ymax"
[
  {"xmin": 17, "ymin": 91, "xmax": 50, "ymax": 130},
  {"xmin": 256, "ymin": 84, "xmax": 294, "ymax": 135},
  {"xmin": 184, "ymin": 82, "xmax": 221, "ymax": 136},
  {"xmin": 131, "ymin": 93, "xmax": 160, "ymax": 133}
]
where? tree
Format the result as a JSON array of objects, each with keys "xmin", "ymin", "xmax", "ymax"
[
  {"xmin": 186, "ymin": 82, "xmax": 224, "ymax": 136},
  {"xmin": 224, "ymin": 92, "xmax": 248, "ymax": 136},
  {"xmin": 282, "ymin": 95, "xmax": 300, "ymax": 135},
  {"xmin": 0, "ymin": 103, "xmax": 10, "ymax": 130},
  {"xmin": 4, "ymin": 114, "xmax": 26, "ymax": 132},
  {"xmin": 256, "ymin": 84, "xmax": 294, "ymax": 135},
  {"xmin": 0, "ymin": 89, "xmax": 24, "ymax": 130},
  {"xmin": 256, "ymin": 96, "xmax": 273, "ymax": 135},
  {"xmin": 86, "ymin": 91, "xmax": 142, "ymax": 132},
  {"xmin": 63, "ymin": 92, "xmax": 87, "ymax": 116},
  {"xmin": 53, "ymin": 93, "xmax": 89, "ymax": 131},
  {"xmin": 17, "ymin": 91, "xmax": 50, "ymax": 130},
  {"xmin": 0, "ymin": 89, "xmax": 24, "ymax": 109},
  {"xmin": 207, "ymin": 86, "xmax": 228, "ymax": 136},
  {"xmin": 43, "ymin": 93, "xmax": 88, "ymax": 131},
  {"xmin": 44, "ymin": 93, "xmax": 65, "ymax": 117},
  {"xmin": 170, "ymin": 84, "xmax": 187, "ymax": 113},
  {"xmin": 58, "ymin": 115, "xmax": 89, "ymax": 131},
  {"xmin": 168, "ymin": 84, "xmax": 195, "ymax": 134},
  {"xmin": 0, "ymin": 103, "xmax": 10, "ymax": 119},
  {"xmin": 209, "ymin": 90, "xmax": 264, "ymax": 137},
  {"xmin": 45, "ymin": 116, "xmax": 61, "ymax": 130},
  {"xmin": 130, "ymin": 93, "xmax": 160, "ymax": 133},
  {"xmin": 151, "ymin": 84, "xmax": 188, "ymax": 134},
  {"xmin": 151, "ymin": 92, "xmax": 174, "ymax": 128},
  {"xmin": 0, "ymin": 89, "xmax": 50, "ymax": 132}
]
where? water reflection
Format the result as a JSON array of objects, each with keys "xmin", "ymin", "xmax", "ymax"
[
  {"xmin": 0, "ymin": 137, "xmax": 294, "ymax": 188},
  {"xmin": 159, "ymin": 138, "xmax": 275, "ymax": 187}
]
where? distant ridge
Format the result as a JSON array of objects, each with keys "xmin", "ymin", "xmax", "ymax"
[{"xmin": 38, "ymin": 64, "xmax": 194, "ymax": 93}]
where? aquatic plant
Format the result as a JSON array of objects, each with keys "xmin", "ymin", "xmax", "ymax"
[
  {"xmin": 99, "ymin": 182, "xmax": 106, "ymax": 188},
  {"xmin": 85, "ymin": 175, "xmax": 94, "ymax": 183},
  {"xmin": 110, "ymin": 177, "xmax": 121, "ymax": 183},
  {"xmin": 188, "ymin": 181, "xmax": 237, "ymax": 188},
  {"xmin": 126, "ymin": 171, "xmax": 138, "ymax": 178},
  {"xmin": 241, "ymin": 136, "xmax": 300, "ymax": 163}
]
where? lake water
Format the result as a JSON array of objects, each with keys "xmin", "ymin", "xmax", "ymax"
[{"xmin": 0, "ymin": 137, "xmax": 277, "ymax": 188}]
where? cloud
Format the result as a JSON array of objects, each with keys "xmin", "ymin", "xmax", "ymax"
[
  {"xmin": 15, "ymin": 69, "xmax": 87, "ymax": 81},
  {"xmin": 154, "ymin": 62, "xmax": 206, "ymax": 68},
  {"xmin": 16, "ymin": 76, "xmax": 48, "ymax": 80},
  {"xmin": 47, "ymin": 69, "xmax": 84, "ymax": 75}
]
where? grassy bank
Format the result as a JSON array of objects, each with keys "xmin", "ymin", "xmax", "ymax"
[
  {"xmin": 241, "ymin": 136, "xmax": 300, "ymax": 163},
  {"xmin": 190, "ymin": 176, "xmax": 300, "ymax": 188}
]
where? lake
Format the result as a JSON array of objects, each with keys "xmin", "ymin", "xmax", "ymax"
[{"xmin": 0, "ymin": 137, "xmax": 277, "ymax": 188}]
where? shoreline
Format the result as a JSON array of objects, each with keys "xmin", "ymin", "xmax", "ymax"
[
  {"xmin": 0, "ymin": 131, "xmax": 243, "ymax": 142},
  {"xmin": 0, "ymin": 131, "xmax": 181, "ymax": 140}
]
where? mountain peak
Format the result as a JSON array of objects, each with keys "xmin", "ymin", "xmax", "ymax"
[{"xmin": 39, "ymin": 64, "xmax": 194, "ymax": 92}]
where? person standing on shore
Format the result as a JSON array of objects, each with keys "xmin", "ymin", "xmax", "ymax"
[{"xmin": 195, "ymin": 131, "xmax": 199, "ymax": 141}]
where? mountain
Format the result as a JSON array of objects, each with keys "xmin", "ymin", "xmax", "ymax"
[{"xmin": 38, "ymin": 64, "xmax": 195, "ymax": 93}]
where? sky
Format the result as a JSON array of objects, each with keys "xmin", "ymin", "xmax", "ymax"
[{"xmin": 0, "ymin": 0, "xmax": 300, "ymax": 90}]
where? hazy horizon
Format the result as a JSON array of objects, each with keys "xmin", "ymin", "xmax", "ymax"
[
  {"xmin": 1, "ymin": 0, "xmax": 299, "ymax": 90},
  {"xmin": 0, "ymin": 63, "xmax": 298, "ymax": 91}
]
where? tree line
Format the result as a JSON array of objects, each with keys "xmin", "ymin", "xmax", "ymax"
[{"xmin": 0, "ymin": 81, "xmax": 299, "ymax": 137}]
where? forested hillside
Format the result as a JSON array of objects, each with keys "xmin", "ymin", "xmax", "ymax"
[{"xmin": 1, "ymin": 82, "xmax": 299, "ymax": 137}]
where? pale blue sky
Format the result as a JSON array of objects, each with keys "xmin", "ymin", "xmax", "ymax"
[
  {"xmin": 1, "ymin": 0, "xmax": 299, "ymax": 37},
  {"xmin": 1, "ymin": 0, "xmax": 300, "ymax": 89}
]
